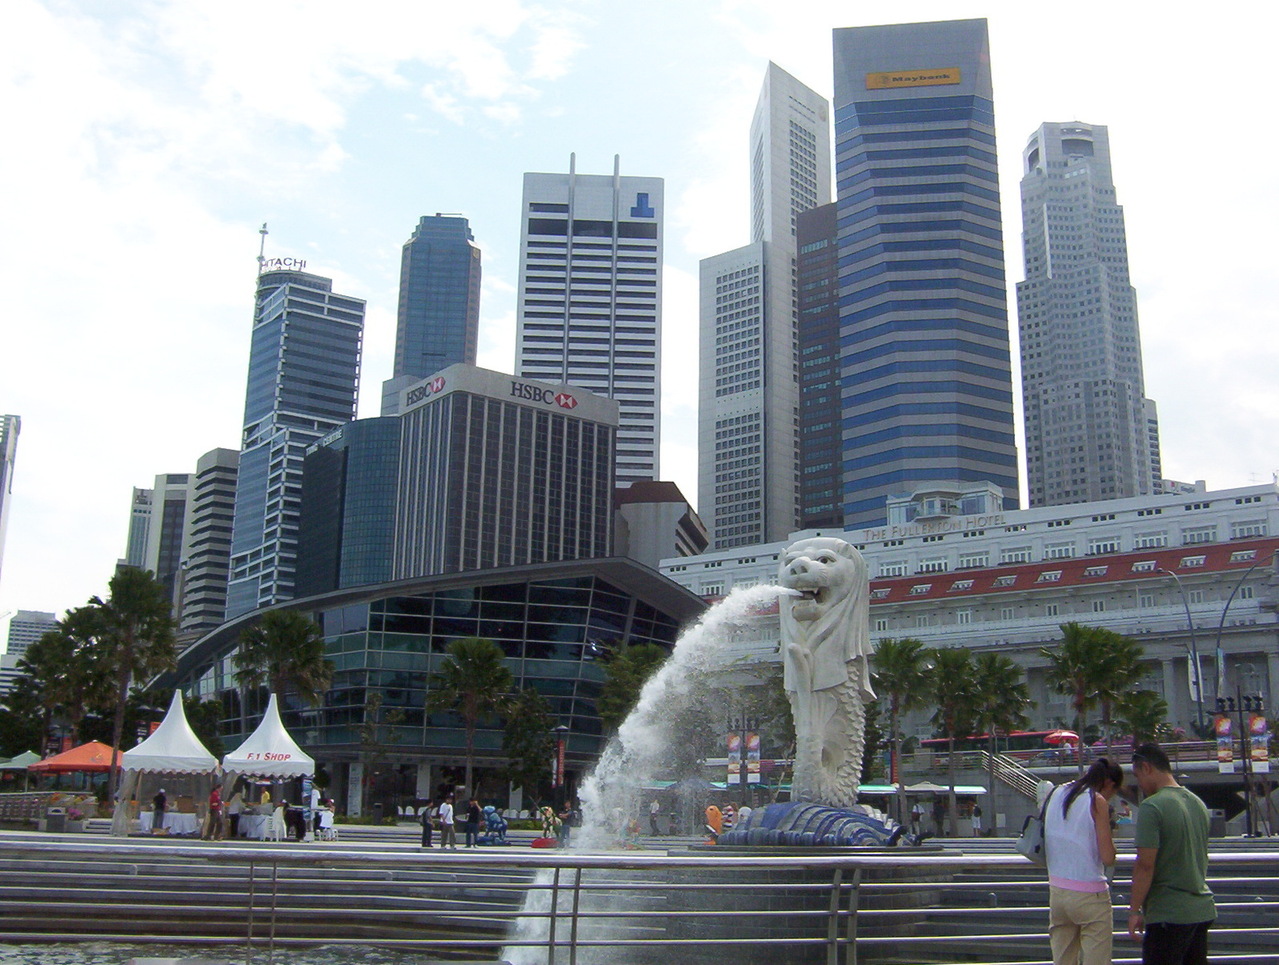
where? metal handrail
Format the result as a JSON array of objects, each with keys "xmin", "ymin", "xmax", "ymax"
[{"xmin": 1, "ymin": 837, "xmax": 1277, "ymax": 965}]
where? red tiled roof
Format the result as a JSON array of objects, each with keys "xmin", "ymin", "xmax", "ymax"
[{"xmin": 867, "ymin": 538, "xmax": 1279, "ymax": 605}]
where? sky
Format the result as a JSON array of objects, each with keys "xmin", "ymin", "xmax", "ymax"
[{"xmin": 2, "ymin": 0, "xmax": 1277, "ymax": 625}]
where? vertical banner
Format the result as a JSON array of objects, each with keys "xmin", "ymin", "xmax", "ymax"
[
  {"xmin": 1249, "ymin": 713, "xmax": 1271, "ymax": 774},
  {"xmin": 1188, "ymin": 654, "xmax": 1204, "ymax": 704},
  {"xmin": 746, "ymin": 732, "xmax": 761, "ymax": 784},
  {"xmin": 727, "ymin": 732, "xmax": 742, "ymax": 785},
  {"xmin": 1214, "ymin": 714, "xmax": 1234, "ymax": 773},
  {"xmin": 553, "ymin": 740, "xmax": 565, "ymax": 787}
]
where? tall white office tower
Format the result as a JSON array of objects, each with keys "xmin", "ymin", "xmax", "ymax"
[
  {"xmin": 0, "ymin": 415, "xmax": 18, "ymax": 589},
  {"xmin": 515, "ymin": 155, "xmax": 663, "ymax": 484},
  {"xmin": 1018, "ymin": 122, "xmax": 1160, "ymax": 506},
  {"xmin": 698, "ymin": 64, "xmax": 831, "ymax": 548}
]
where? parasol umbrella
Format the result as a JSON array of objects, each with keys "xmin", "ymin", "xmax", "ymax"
[{"xmin": 1044, "ymin": 729, "xmax": 1080, "ymax": 746}]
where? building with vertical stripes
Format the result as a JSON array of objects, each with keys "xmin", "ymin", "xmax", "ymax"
[
  {"xmin": 226, "ymin": 269, "xmax": 364, "ymax": 619},
  {"xmin": 832, "ymin": 19, "xmax": 1020, "ymax": 528},
  {"xmin": 177, "ymin": 448, "xmax": 239, "ymax": 633},
  {"xmin": 391, "ymin": 364, "xmax": 618, "ymax": 579},
  {"xmin": 515, "ymin": 155, "xmax": 661, "ymax": 485},
  {"xmin": 1017, "ymin": 122, "xmax": 1161, "ymax": 507},
  {"xmin": 699, "ymin": 64, "xmax": 830, "ymax": 549},
  {"xmin": 0, "ymin": 415, "xmax": 19, "ymax": 589}
]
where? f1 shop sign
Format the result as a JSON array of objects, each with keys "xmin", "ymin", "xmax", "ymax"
[
  {"xmin": 510, "ymin": 381, "xmax": 577, "ymax": 409},
  {"xmin": 241, "ymin": 752, "xmax": 293, "ymax": 761}
]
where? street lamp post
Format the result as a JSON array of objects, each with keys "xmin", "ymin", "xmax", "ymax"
[
  {"xmin": 1157, "ymin": 568, "xmax": 1205, "ymax": 730},
  {"xmin": 1213, "ymin": 561, "xmax": 1262, "ymax": 699},
  {"xmin": 728, "ymin": 712, "xmax": 758, "ymax": 806}
]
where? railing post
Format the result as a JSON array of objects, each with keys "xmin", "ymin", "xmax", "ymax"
[
  {"xmin": 545, "ymin": 866, "xmax": 561, "ymax": 965},
  {"xmin": 826, "ymin": 867, "xmax": 843, "ymax": 965},
  {"xmin": 245, "ymin": 859, "xmax": 255, "ymax": 965},
  {"xmin": 568, "ymin": 865, "xmax": 582, "ymax": 965},
  {"xmin": 845, "ymin": 866, "xmax": 861, "ymax": 965},
  {"xmin": 268, "ymin": 859, "xmax": 279, "ymax": 965}
]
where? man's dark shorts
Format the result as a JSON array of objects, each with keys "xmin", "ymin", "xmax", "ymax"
[{"xmin": 1143, "ymin": 920, "xmax": 1211, "ymax": 965}]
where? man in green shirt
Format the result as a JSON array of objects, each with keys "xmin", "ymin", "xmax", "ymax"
[{"xmin": 1128, "ymin": 742, "xmax": 1216, "ymax": 964}]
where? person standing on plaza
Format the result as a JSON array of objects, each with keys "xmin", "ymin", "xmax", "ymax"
[
  {"xmin": 650, "ymin": 798, "xmax": 661, "ymax": 835},
  {"xmin": 420, "ymin": 798, "xmax": 435, "ymax": 849},
  {"xmin": 152, "ymin": 788, "xmax": 167, "ymax": 834},
  {"xmin": 438, "ymin": 794, "xmax": 457, "ymax": 849},
  {"xmin": 226, "ymin": 790, "xmax": 244, "ymax": 839},
  {"xmin": 205, "ymin": 786, "xmax": 225, "ymax": 841},
  {"xmin": 465, "ymin": 798, "xmax": 482, "ymax": 847},
  {"xmin": 970, "ymin": 803, "xmax": 983, "ymax": 837},
  {"xmin": 1127, "ymin": 743, "xmax": 1216, "ymax": 964},
  {"xmin": 1044, "ymin": 758, "xmax": 1123, "ymax": 965}
]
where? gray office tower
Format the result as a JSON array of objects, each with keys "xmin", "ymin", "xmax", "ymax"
[
  {"xmin": 226, "ymin": 269, "xmax": 364, "ymax": 619},
  {"xmin": 296, "ymin": 416, "xmax": 402, "ymax": 596},
  {"xmin": 0, "ymin": 415, "xmax": 18, "ymax": 588},
  {"xmin": 178, "ymin": 448, "xmax": 239, "ymax": 633},
  {"xmin": 515, "ymin": 155, "xmax": 662, "ymax": 484},
  {"xmin": 142, "ymin": 473, "xmax": 190, "ymax": 606},
  {"xmin": 1018, "ymin": 122, "xmax": 1160, "ymax": 506},
  {"xmin": 381, "ymin": 215, "xmax": 481, "ymax": 416},
  {"xmin": 699, "ymin": 64, "xmax": 831, "ymax": 549},
  {"xmin": 392, "ymin": 364, "xmax": 617, "ymax": 579},
  {"xmin": 832, "ymin": 20, "xmax": 1020, "ymax": 528}
]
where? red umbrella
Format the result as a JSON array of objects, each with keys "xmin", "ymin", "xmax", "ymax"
[{"xmin": 1044, "ymin": 729, "xmax": 1080, "ymax": 746}]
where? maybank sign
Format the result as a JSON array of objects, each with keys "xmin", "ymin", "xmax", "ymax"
[{"xmin": 865, "ymin": 67, "xmax": 961, "ymax": 90}]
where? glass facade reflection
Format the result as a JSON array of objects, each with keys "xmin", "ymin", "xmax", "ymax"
[{"xmin": 170, "ymin": 559, "xmax": 706, "ymax": 809}]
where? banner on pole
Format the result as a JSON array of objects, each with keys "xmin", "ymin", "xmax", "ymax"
[
  {"xmin": 1214, "ymin": 714, "xmax": 1234, "ymax": 773},
  {"xmin": 1249, "ymin": 713, "xmax": 1271, "ymax": 773}
]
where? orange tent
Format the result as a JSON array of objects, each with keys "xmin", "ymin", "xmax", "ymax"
[{"xmin": 28, "ymin": 741, "xmax": 120, "ymax": 773}]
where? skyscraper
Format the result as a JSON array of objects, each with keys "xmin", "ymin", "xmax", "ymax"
[
  {"xmin": 515, "ymin": 155, "xmax": 662, "ymax": 484},
  {"xmin": 142, "ymin": 472, "xmax": 190, "ymax": 606},
  {"xmin": 698, "ymin": 64, "xmax": 831, "ymax": 548},
  {"xmin": 832, "ymin": 19, "xmax": 1020, "ymax": 528},
  {"xmin": 392, "ymin": 364, "xmax": 617, "ymax": 578},
  {"xmin": 226, "ymin": 268, "xmax": 364, "ymax": 619},
  {"xmin": 123, "ymin": 488, "xmax": 152, "ymax": 569},
  {"xmin": 0, "ymin": 415, "xmax": 19, "ymax": 588},
  {"xmin": 1017, "ymin": 122, "xmax": 1160, "ymax": 506},
  {"xmin": 381, "ymin": 214, "xmax": 482, "ymax": 416},
  {"xmin": 178, "ymin": 448, "xmax": 239, "ymax": 633}
]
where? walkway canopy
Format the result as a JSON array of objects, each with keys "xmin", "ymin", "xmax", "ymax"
[
  {"xmin": 222, "ymin": 694, "xmax": 314, "ymax": 779},
  {"xmin": 110, "ymin": 690, "xmax": 219, "ymax": 836},
  {"xmin": 29, "ymin": 741, "xmax": 119, "ymax": 773}
]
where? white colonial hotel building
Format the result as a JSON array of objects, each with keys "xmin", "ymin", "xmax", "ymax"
[{"xmin": 661, "ymin": 483, "xmax": 1279, "ymax": 738}]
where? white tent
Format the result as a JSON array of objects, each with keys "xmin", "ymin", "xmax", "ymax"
[
  {"xmin": 110, "ymin": 689, "xmax": 219, "ymax": 836},
  {"xmin": 222, "ymin": 694, "xmax": 314, "ymax": 779}
]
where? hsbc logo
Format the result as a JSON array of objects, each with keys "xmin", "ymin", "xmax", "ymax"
[
  {"xmin": 511, "ymin": 381, "xmax": 578, "ymax": 410},
  {"xmin": 405, "ymin": 376, "xmax": 447, "ymax": 406}
]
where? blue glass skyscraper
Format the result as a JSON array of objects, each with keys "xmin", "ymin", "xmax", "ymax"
[
  {"xmin": 381, "ymin": 215, "xmax": 481, "ymax": 415},
  {"xmin": 226, "ymin": 269, "xmax": 365, "ymax": 619},
  {"xmin": 832, "ymin": 19, "xmax": 1020, "ymax": 528}
]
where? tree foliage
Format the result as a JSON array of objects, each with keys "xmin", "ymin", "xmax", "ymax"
[
  {"xmin": 426, "ymin": 637, "xmax": 513, "ymax": 796},
  {"xmin": 596, "ymin": 642, "xmax": 669, "ymax": 733},
  {"xmin": 1041, "ymin": 622, "xmax": 1144, "ymax": 743},
  {"xmin": 500, "ymin": 687, "xmax": 556, "ymax": 809},
  {"xmin": 1113, "ymin": 689, "xmax": 1169, "ymax": 746},
  {"xmin": 90, "ymin": 567, "xmax": 177, "ymax": 794},
  {"xmin": 234, "ymin": 608, "xmax": 334, "ymax": 708},
  {"xmin": 871, "ymin": 637, "xmax": 929, "ymax": 815},
  {"xmin": 929, "ymin": 646, "xmax": 978, "ymax": 836}
]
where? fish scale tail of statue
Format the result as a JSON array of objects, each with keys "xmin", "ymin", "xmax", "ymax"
[{"xmin": 779, "ymin": 537, "xmax": 876, "ymax": 810}]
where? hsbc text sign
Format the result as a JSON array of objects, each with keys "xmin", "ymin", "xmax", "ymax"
[
  {"xmin": 510, "ymin": 381, "xmax": 578, "ymax": 410},
  {"xmin": 405, "ymin": 376, "xmax": 447, "ymax": 407}
]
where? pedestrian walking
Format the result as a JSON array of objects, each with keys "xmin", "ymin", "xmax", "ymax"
[
  {"xmin": 910, "ymin": 800, "xmax": 925, "ymax": 835},
  {"xmin": 1044, "ymin": 758, "xmax": 1123, "ymax": 965},
  {"xmin": 1128, "ymin": 742, "xmax": 1216, "ymax": 964},
  {"xmin": 438, "ymin": 794, "xmax": 457, "ymax": 849},
  {"xmin": 650, "ymin": 798, "xmax": 662, "ymax": 835},
  {"xmin": 970, "ymin": 803, "xmax": 982, "ymax": 837},
  {"xmin": 465, "ymin": 798, "xmax": 482, "ymax": 847},
  {"xmin": 205, "ymin": 786, "xmax": 225, "ymax": 841},
  {"xmin": 226, "ymin": 790, "xmax": 244, "ymax": 839},
  {"xmin": 152, "ymin": 788, "xmax": 167, "ymax": 834}
]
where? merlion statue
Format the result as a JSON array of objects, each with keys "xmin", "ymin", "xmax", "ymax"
[{"xmin": 779, "ymin": 536, "xmax": 875, "ymax": 809}]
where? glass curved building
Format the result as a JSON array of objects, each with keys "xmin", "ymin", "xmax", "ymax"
[{"xmin": 163, "ymin": 557, "xmax": 705, "ymax": 813}]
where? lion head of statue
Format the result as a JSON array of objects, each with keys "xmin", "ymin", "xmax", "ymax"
[{"xmin": 778, "ymin": 537, "xmax": 867, "ymax": 625}]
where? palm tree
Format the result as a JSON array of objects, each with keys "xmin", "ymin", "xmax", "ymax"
[
  {"xmin": 1089, "ymin": 629, "xmax": 1145, "ymax": 751},
  {"xmin": 1041, "ymin": 622, "xmax": 1107, "ymax": 736},
  {"xmin": 426, "ymin": 637, "xmax": 514, "ymax": 797},
  {"xmin": 1114, "ymin": 689, "xmax": 1169, "ymax": 746},
  {"xmin": 17, "ymin": 607, "xmax": 114, "ymax": 745},
  {"xmin": 234, "ymin": 608, "xmax": 334, "ymax": 708},
  {"xmin": 596, "ymin": 642, "xmax": 669, "ymax": 733},
  {"xmin": 929, "ymin": 647, "xmax": 978, "ymax": 837},
  {"xmin": 970, "ymin": 652, "xmax": 1032, "ymax": 801},
  {"xmin": 871, "ymin": 637, "xmax": 929, "ymax": 820},
  {"xmin": 91, "ymin": 567, "xmax": 177, "ymax": 796}
]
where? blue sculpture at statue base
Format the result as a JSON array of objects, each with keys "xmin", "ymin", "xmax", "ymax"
[{"xmin": 718, "ymin": 801, "xmax": 907, "ymax": 848}]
